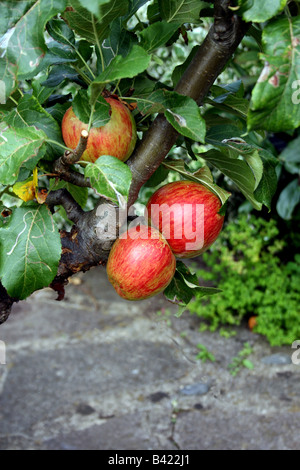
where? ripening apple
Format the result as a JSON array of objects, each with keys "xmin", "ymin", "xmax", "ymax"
[
  {"xmin": 106, "ymin": 225, "xmax": 176, "ymax": 301},
  {"xmin": 146, "ymin": 180, "xmax": 224, "ymax": 259},
  {"xmin": 61, "ymin": 97, "xmax": 137, "ymax": 163}
]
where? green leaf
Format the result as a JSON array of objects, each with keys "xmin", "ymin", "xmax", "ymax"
[
  {"xmin": 209, "ymin": 83, "xmax": 248, "ymax": 118},
  {"xmin": 47, "ymin": 18, "xmax": 76, "ymax": 46},
  {"xmin": 92, "ymin": 45, "xmax": 151, "ymax": 87},
  {"xmin": 0, "ymin": 126, "xmax": 47, "ymax": 185},
  {"xmin": 63, "ymin": 0, "xmax": 128, "ymax": 44},
  {"xmin": 5, "ymin": 95, "xmax": 62, "ymax": 144},
  {"xmin": 7, "ymin": 0, "xmax": 67, "ymax": 79},
  {"xmin": 162, "ymin": 159, "xmax": 231, "ymax": 206},
  {"xmin": 85, "ymin": 155, "xmax": 132, "ymax": 205},
  {"xmin": 0, "ymin": 1, "xmax": 35, "ymax": 36},
  {"xmin": 254, "ymin": 153, "xmax": 278, "ymax": 211},
  {"xmin": 276, "ymin": 179, "xmax": 300, "ymax": 220},
  {"xmin": 101, "ymin": 19, "xmax": 138, "ymax": 67},
  {"xmin": 5, "ymin": 94, "xmax": 63, "ymax": 160},
  {"xmin": 164, "ymin": 260, "xmax": 221, "ymax": 313},
  {"xmin": 73, "ymin": 90, "xmax": 111, "ymax": 127},
  {"xmin": 158, "ymin": 0, "xmax": 207, "ymax": 23},
  {"xmin": 134, "ymin": 89, "xmax": 206, "ymax": 142},
  {"xmin": 205, "ymin": 126, "xmax": 278, "ymax": 209},
  {"xmin": 126, "ymin": 0, "xmax": 150, "ymax": 19},
  {"xmin": 242, "ymin": 359, "xmax": 254, "ymax": 370},
  {"xmin": 139, "ymin": 21, "xmax": 180, "ymax": 53},
  {"xmin": 0, "ymin": 58, "xmax": 17, "ymax": 104},
  {"xmin": 172, "ymin": 45, "xmax": 198, "ymax": 87},
  {"xmin": 279, "ymin": 136, "xmax": 300, "ymax": 175},
  {"xmin": 248, "ymin": 17, "xmax": 300, "ymax": 132},
  {"xmin": 201, "ymin": 149, "xmax": 262, "ymax": 210},
  {"xmin": 0, "ymin": 203, "xmax": 61, "ymax": 299},
  {"xmin": 42, "ymin": 65, "xmax": 82, "ymax": 88},
  {"xmin": 238, "ymin": 0, "xmax": 287, "ymax": 23}
]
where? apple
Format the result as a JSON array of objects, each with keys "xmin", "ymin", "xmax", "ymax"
[
  {"xmin": 106, "ymin": 225, "xmax": 176, "ymax": 301},
  {"xmin": 146, "ymin": 180, "xmax": 224, "ymax": 258},
  {"xmin": 61, "ymin": 97, "xmax": 137, "ymax": 163}
]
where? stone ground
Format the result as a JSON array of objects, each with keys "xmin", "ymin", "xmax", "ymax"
[{"xmin": 0, "ymin": 267, "xmax": 299, "ymax": 450}]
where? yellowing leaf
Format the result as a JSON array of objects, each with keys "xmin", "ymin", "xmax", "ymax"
[{"xmin": 13, "ymin": 168, "xmax": 39, "ymax": 202}]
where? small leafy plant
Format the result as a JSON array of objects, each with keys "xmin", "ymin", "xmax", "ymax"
[
  {"xmin": 195, "ymin": 343, "xmax": 216, "ymax": 363},
  {"xmin": 188, "ymin": 215, "xmax": 300, "ymax": 346},
  {"xmin": 228, "ymin": 342, "xmax": 254, "ymax": 376}
]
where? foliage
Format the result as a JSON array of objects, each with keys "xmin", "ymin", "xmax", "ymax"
[
  {"xmin": 228, "ymin": 342, "xmax": 254, "ymax": 376},
  {"xmin": 195, "ymin": 343, "xmax": 216, "ymax": 363},
  {"xmin": 188, "ymin": 215, "xmax": 300, "ymax": 346},
  {"xmin": 0, "ymin": 0, "xmax": 300, "ymax": 305}
]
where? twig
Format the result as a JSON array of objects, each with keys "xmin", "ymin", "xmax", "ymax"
[{"xmin": 53, "ymin": 130, "xmax": 91, "ymax": 187}]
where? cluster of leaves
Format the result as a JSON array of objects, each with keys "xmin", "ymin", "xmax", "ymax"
[
  {"xmin": 0, "ymin": 0, "xmax": 300, "ymax": 304},
  {"xmin": 188, "ymin": 214, "xmax": 300, "ymax": 346}
]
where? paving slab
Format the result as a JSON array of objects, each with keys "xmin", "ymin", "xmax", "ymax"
[{"xmin": 0, "ymin": 266, "xmax": 299, "ymax": 450}]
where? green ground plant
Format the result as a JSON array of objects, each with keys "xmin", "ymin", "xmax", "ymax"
[{"xmin": 188, "ymin": 215, "xmax": 300, "ymax": 346}]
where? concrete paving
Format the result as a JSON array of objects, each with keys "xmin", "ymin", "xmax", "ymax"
[{"xmin": 0, "ymin": 267, "xmax": 299, "ymax": 450}]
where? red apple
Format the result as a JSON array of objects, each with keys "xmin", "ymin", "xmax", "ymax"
[
  {"xmin": 146, "ymin": 180, "xmax": 224, "ymax": 258},
  {"xmin": 61, "ymin": 97, "xmax": 137, "ymax": 163},
  {"xmin": 106, "ymin": 225, "xmax": 176, "ymax": 301}
]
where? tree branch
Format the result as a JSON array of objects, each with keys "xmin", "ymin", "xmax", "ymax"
[{"xmin": 127, "ymin": 1, "xmax": 250, "ymax": 205}]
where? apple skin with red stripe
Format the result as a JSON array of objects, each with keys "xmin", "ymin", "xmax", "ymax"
[
  {"xmin": 61, "ymin": 97, "xmax": 137, "ymax": 163},
  {"xmin": 107, "ymin": 225, "xmax": 176, "ymax": 301},
  {"xmin": 146, "ymin": 181, "xmax": 224, "ymax": 259}
]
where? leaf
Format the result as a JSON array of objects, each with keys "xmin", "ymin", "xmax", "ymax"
[
  {"xmin": 139, "ymin": 21, "xmax": 180, "ymax": 53},
  {"xmin": 164, "ymin": 260, "xmax": 221, "ymax": 313},
  {"xmin": 0, "ymin": 58, "xmax": 17, "ymax": 104},
  {"xmin": 13, "ymin": 168, "xmax": 38, "ymax": 202},
  {"xmin": 134, "ymin": 89, "xmax": 206, "ymax": 142},
  {"xmin": 172, "ymin": 45, "xmax": 198, "ymax": 87},
  {"xmin": 126, "ymin": 0, "xmax": 150, "ymax": 19},
  {"xmin": 279, "ymin": 136, "xmax": 300, "ymax": 175},
  {"xmin": 63, "ymin": 0, "xmax": 128, "ymax": 44},
  {"xmin": 101, "ymin": 19, "xmax": 138, "ymax": 67},
  {"xmin": 42, "ymin": 65, "xmax": 83, "ymax": 88},
  {"xmin": 238, "ymin": 0, "xmax": 287, "ymax": 23},
  {"xmin": 46, "ymin": 18, "xmax": 76, "ymax": 46},
  {"xmin": 158, "ymin": 0, "xmax": 207, "ymax": 23},
  {"xmin": 205, "ymin": 126, "xmax": 279, "ymax": 209},
  {"xmin": 5, "ymin": 95, "xmax": 62, "ymax": 144},
  {"xmin": 248, "ymin": 17, "xmax": 300, "ymax": 132},
  {"xmin": 5, "ymin": 94, "xmax": 63, "ymax": 160},
  {"xmin": 201, "ymin": 149, "xmax": 262, "ymax": 210},
  {"xmin": 242, "ymin": 359, "xmax": 254, "ymax": 370},
  {"xmin": 209, "ymin": 83, "xmax": 248, "ymax": 118},
  {"xmin": 92, "ymin": 45, "xmax": 151, "ymax": 88},
  {"xmin": 0, "ymin": 1, "xmax": 35, "ymax": 36},
  {"xmin": 0, "ymin": 203, "xmax": 61, "ymax": 299},
  {"xmin": 276, "ymin": 179, "xmax": 300, "ymax": 220},
  {"xmin": 0, "ymin": 126, "xmax": 47, "ymax": 185},
  {"xmin": 254, "ymin": 153, "xmax": 278, "ymax": 211},
  {"xmin": 162, "ymin": 159, "xmax": 231, "ymax": 206},
  {"xmin": 7, "ymin": 0, "xmax": 67, "ymax": 79},
  {"xmin": 85, "ymin": 155, "xmax": 132, "ymax": 205},
  {"xmin": 72, "ymin": 89, "xmax": 111, "ymax": 127}
]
